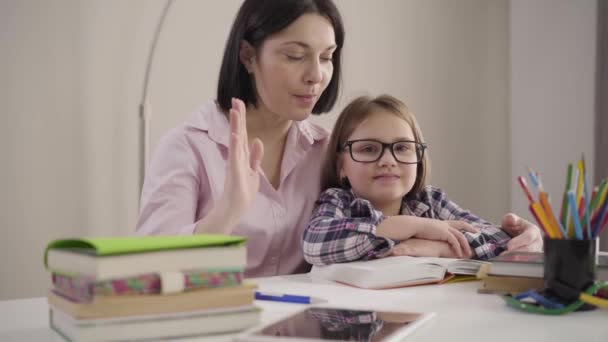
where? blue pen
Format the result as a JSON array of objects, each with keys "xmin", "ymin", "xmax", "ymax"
[
  {"xmin": 254, "ymin": 291, "xmax": 325, "ymax": 304},
  {"xmin": 567, "ymin": 190, "xmax": 583, "ymax": 240},
  {"xmin": 528, "ymin": 168, "xmax": 539, "ymax": 188}
]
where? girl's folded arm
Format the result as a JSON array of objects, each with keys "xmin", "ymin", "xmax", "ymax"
[
  {"xmin": 302, "ymin": 190, "xmax": 397, "ymax": 266},
  {"xmin": 430, "ymin": 187, "xmax": 511, "ymax": 260}
]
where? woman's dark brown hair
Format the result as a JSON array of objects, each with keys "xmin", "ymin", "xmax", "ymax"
[{"xmin": 216, "ymin": 0, "xmax": 344, "ymax": 114}]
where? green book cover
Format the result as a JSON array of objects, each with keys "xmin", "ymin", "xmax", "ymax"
[{"xmin": 44, "ymin": 235, "xmax": 246, "ymax": 268}]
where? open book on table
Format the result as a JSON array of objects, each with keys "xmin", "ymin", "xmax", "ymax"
[{"xmin": 310, "ymin": 256, "xmax": 488, "ymax": 289}]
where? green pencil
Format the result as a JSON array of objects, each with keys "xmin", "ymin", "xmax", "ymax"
[
  {"xmin": 582, "ymin": 178, "xmax": 607, "ymax": 229},
  {"xmin": 560, "ymin": 164, "xmax": 573, "ymax": 238}
]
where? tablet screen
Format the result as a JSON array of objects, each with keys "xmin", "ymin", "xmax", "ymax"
[{"xmin": 253, "ymin": 308, "xmax": 430, "ymax": 341}]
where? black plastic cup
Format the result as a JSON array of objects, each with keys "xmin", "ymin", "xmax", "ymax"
[{"xmin": 543, "ymin": 237, "xmax": 596, "ymax": 306}]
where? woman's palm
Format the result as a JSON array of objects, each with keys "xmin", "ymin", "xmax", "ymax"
[{"xmin": 224, "ymin": 98, "xmax": 264, "ymax": 214}]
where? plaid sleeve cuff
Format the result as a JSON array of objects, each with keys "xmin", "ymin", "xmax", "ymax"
[
  {"xmin": 360, "ymin": 215, "xmax": 396, "ymax": 259},
  {"xmin": 464, "ymin": 225, "xmax": 511, "ymax": 260},
  {"xmin": 303, "ymin": 189, "xmax": 396, "ymax": 265}
]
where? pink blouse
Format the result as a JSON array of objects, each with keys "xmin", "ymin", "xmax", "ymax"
[{"xmin": 136, "ymin": 101, "xmax": 329, "ymax": 277}]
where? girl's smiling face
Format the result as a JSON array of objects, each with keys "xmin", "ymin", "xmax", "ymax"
[{"xmin": 339, "ymin": 110, "xmax": 419, "ymax": 214}]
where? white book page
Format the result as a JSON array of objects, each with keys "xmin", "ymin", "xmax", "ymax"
[
  {"xmin": 311, "ymin": 256, "xmax": 486, "ymax": 278},
  {"xmin": 310, "ymin": 256, "xmax": 449, "ymax": 288}
]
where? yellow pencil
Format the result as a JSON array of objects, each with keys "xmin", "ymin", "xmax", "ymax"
[
  {"xmin": 539, "ymin": 192, "xmax": 563, "ymax": 238},
  {"xmin": 531, "ymin": 202, "xmax": 555, "ymax": 238}
]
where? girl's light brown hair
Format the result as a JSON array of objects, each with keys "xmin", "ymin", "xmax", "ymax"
[{"xmin": 320, "ymin": 94, "xmax": 429, "ymax": 198}]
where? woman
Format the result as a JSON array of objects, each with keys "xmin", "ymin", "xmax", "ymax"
[{"xmin": 137, "ymin": 0, "xmax": 542, "ymax": 277}]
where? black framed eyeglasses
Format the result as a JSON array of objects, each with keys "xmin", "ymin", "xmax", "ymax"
[{"xmin": 341, "ymin": 139, "xmax": 427, "ymax": 164}]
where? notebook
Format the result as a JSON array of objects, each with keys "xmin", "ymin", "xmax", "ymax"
[
  {"xmin": 45, "ymin": 235, "xmax": 247, "ymax": 280},
  {"xmin": 310, "ymin": 256, "xmax": 488, "ymax": 289},
  {"xmin": 51, "ymin": 269, "xmax": 243, "ymax": 302},
  {"xmin": 477, "ymin": 275, "xmax": 545, "ymax": 295},
  {"xmin": 47, "ymin": 283, "xmax": 257, "ymax": 319}
]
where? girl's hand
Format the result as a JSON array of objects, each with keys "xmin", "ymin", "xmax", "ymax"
[
  {"xmin": 213, "ymin": 98, "xmax": 264, "ymax": 227},
  {"xmin": 501, "ymin": 213, "xmax": 543, "ymax": 252},
  {"xmin": 391, "ymin": 239, "xmax": 455, "ymax": 258},
  {"xmin": 413, "ymin": 220, "xmax": 478, "ymax": 258}
]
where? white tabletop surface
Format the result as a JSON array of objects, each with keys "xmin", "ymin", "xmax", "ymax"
[{"xmin": 1, "ymin": 273, "xmax": 607, "ymax": 341}]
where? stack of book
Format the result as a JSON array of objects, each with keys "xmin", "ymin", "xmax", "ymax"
[
  {"xmin": 44, "ymin": 235, "xmax": 259, "ymax": 341},
  {"xmin": 477, "ymin": 251, "xmax": 608, "ymax": 294}
]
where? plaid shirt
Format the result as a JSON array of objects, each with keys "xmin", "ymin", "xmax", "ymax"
[{"xmin": 303, "ymin": 186, "xmax": 511, "ymax": 265}]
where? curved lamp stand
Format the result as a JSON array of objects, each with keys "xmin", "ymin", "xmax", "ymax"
[{"xmin": 139, "ymin": 0, "xmax": 175, "ymax": 196}]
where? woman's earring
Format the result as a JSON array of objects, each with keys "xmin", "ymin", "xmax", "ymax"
[{"xmin": 340, "ymin": 177, "xmax": 351, "ymax": 189}]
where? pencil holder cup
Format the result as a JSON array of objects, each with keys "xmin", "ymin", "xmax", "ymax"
[{"xmin": 543, "ymin": 237, "xmax": 596, "ymax": 305}]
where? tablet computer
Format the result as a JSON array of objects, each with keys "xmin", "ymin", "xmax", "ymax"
[{"xmin": 235, "ymin": 307, "xmax": 435, "ymax": 341}]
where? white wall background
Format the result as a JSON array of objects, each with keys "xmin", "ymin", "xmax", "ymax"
[
  {"xmin": 510, "ymin": 0, "xmax": 598, "ymax": 235},
  {"xmin": 0, "ymin": 0, "xmax": 598, "ymax": 300}
]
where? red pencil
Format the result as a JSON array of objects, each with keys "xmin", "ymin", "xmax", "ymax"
[
  {"xmin": 578, "ymin": 196, "xmax": 585, "ymax": 219},
  {"xmin": 518, "ymin": 176, "xmax": 535, "ymax": 204}
]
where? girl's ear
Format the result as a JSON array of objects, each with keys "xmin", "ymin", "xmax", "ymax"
[
  {"xmin": 337, "ymin": 157, "xmax": 351, "ymax": 189},
  {"xmin": 340, "ymin": 176, "xmax": 351, "ymax": 189},
  {"xmin": 337, "ymin": 155, "xmax": 345, "ymax": 179},
  {"xmin": 239, "ymin": 40, "xmax": 255, "ymax": 73}
]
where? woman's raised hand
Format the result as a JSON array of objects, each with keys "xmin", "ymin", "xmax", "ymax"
[
  {"xmin": 201, "ymin": 98, "xmax": 264, "ymax": 234},
  {"xmin": 224, "ymin": 98, "xmax": 264, "ymax": 213}
]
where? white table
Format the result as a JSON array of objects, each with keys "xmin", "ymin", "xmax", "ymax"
[{"xmin": 1, "ymin": 273, "xmax": 607, "ymax": 341}]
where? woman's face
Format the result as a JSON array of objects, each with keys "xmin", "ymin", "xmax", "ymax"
[
  {"xmin": 339, "ymin": 111, "xmax": 419, "ymax": 210},
  {"xmin": 243, "ymin": 13, "xmax": 336, "ymax": 121}
]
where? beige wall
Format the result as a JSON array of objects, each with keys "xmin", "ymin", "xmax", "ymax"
[
  {"xmin": 510, "ymin": 0, "xmax": 598, "ymax": 240},
  {"xmin": 1, "ymin": 1, "xmax": 88, "ymax": 300},
  {"xmin": 1, "ymin": 0, "xmax": 157, "ymax": 300},
  {"xmin": 0, "ymin": 0, "xmax": 596, "ymax": 300}
]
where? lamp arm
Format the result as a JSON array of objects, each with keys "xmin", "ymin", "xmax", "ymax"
[{"xmin": 138, "ymin": 0, "xmax": 174, "ymax": 197}]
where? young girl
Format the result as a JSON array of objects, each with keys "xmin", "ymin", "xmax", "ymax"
[{"xmin": 302, "ymin": 95, "xmax": 513, "ymax": 265}]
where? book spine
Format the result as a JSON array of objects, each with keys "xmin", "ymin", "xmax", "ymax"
[{"xmin": 52, "ymin": 269, "xmax": 243, "ymax": 302}]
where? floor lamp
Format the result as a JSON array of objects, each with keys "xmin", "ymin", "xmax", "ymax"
[{"xmin": 139, "ymin": 0, "xmax": 175, "ymax": 198}]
